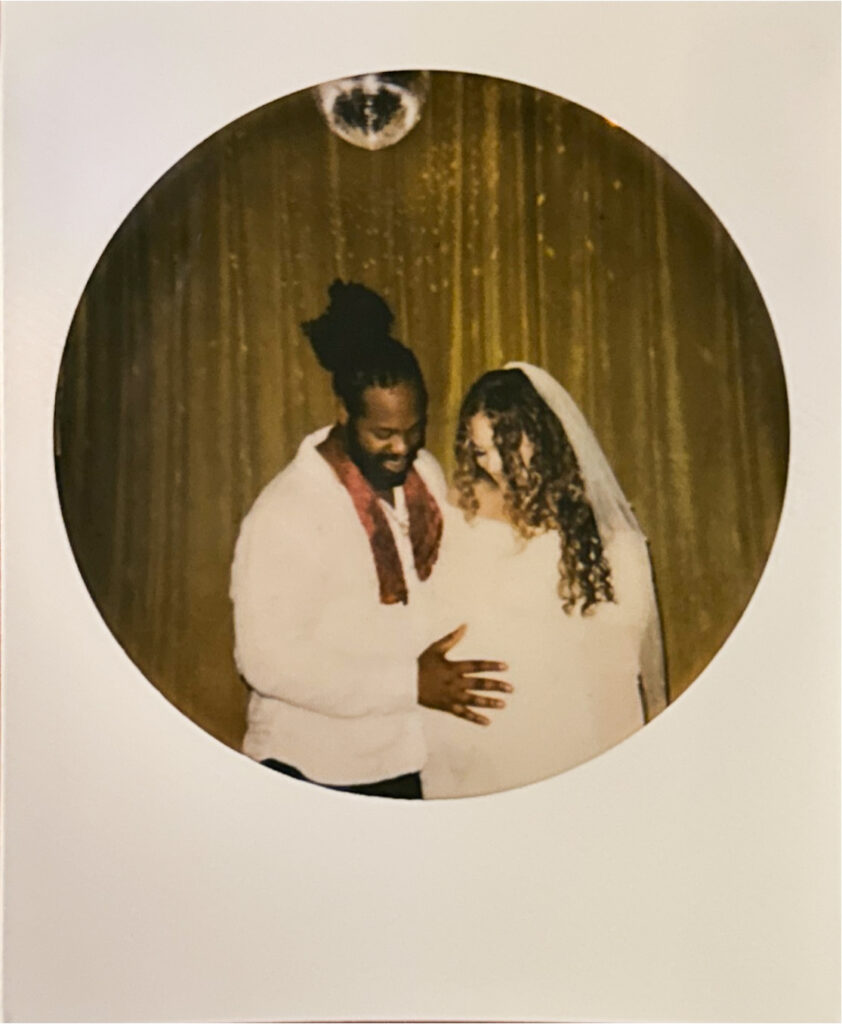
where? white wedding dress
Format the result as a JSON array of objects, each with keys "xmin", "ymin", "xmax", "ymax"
[
  {"xmin": 421, "ymin": 361, "xmax": 666, "ymax": 800},
  {"xmin": 421, "ymin": 507, "xmax": 655, "ymax": 798}
]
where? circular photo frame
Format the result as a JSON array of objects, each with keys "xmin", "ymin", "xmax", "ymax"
[{"xmin": 54, "ymin": 69, "xmax": 789, "ymax": 800}]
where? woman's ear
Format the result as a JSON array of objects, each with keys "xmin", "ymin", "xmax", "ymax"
[{"xmin": 336, "ymin": 400, "xmax": 350, "ymax": 426}]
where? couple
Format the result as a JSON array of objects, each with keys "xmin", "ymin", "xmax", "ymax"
[{"xmin": 230, "ymin": 280, "xmax": 667, "ymax": 800}]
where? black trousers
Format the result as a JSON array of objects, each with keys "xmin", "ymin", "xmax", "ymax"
[{"xmin": 261, "ymin": 758, "xmax": 423, "ymax": 800}]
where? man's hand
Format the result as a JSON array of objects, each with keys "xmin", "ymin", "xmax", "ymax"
[{"xmin": 418, "ymin": 624, "xmax": 512, "ymax": 725}]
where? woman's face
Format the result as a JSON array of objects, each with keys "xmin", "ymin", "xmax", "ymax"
[{"xmin": 468, "ymin": 413, "xmax": 534, "ymax": 488}]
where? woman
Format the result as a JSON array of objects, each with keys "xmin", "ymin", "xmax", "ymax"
[{"xmin": 422, "ymin": 362, "xmax": 667, "ymax": 798}]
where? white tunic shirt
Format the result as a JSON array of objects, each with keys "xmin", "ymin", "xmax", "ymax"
[
  {"xmin": 379, "ymin": 486, "xmax": 421, "ymax": 589},
  {"xmin": 230, "ymin": 427, "xmax": 447, "ymax": 786}
]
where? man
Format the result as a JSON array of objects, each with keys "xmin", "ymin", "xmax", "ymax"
[{"xmin": 230, "ymin": 280, "xmax": 511, "ymax": 799}]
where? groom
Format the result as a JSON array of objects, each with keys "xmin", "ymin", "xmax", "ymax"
[{"xmin": 230, "ymin": 281, "xmax": 511, "ymax": 799}]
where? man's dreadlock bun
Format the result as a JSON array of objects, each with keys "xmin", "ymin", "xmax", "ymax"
[
  {"xmin": 301, "ymin": 279, "xmax": 427, "ymax": 419},
  {"xmin": 302, "ymin": 279, "xmax": 396, "ymax": 373}
]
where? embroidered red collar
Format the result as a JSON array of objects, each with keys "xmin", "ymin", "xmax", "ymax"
[{"xmin": 318, "ymin": 428, "xmax": 443, "ymax": 605}]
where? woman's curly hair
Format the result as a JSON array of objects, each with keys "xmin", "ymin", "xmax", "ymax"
[{"xmin": 454, "ymin": 368, "xmax": 614, "ymax": 615}]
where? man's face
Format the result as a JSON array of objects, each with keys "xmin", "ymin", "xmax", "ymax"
[{"xmin": 345, "ymin": 382, "xmax": 426, "ymax": 491}]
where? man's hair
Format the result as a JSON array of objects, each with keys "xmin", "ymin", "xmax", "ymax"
[{"xmin": 302, "ymin": 280, "xmax": 427, "ymax": 418}]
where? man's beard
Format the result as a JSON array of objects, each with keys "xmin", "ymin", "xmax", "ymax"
[{"xmin": 346, "ymin": 429, "xmax": 420, "ymax": 491}]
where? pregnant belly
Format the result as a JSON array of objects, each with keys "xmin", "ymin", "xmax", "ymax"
[{"xmin": 422, "ymin": 622, "xmax": 643, "ymax": 798}]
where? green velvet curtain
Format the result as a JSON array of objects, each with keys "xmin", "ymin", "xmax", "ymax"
[{"xmin": 55, "ymin": 72, "xmax": 789, "ymax": 751}]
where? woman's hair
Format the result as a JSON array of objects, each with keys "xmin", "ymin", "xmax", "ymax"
[
  {"xmin": 302, "ymin": 280, "xmax": 427, "ymax": 417},
  {"xmin": 454, "ymin": 368, "xmax": 614, "ymax": 614}
]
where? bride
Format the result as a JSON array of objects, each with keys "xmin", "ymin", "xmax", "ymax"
[{"xmin": 422, "ymin": 362, "xmax": 668, "ymax": 799}]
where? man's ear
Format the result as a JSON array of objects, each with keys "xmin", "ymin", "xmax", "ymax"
[{"xmin": 336, "ymin": 400, "xmax": 350, "ymax": 427}]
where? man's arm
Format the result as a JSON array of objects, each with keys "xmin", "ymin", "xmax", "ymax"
[{"xmin": 231, "ymin": 505, "xmax": 419, "ymax": 719}]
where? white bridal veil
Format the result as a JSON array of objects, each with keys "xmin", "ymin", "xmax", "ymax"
[{"xmin": 505, "ymin": 361, "xmax": 669, "ymax": 719}]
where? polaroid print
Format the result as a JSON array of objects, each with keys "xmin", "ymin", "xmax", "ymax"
[
  {"xmin": 3, "ymin": 4, "xmax": 839, "ymax": 1022},
  {"xmin": 53, "ymin": 68, "xmax": 785, "ymax": 799}
]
